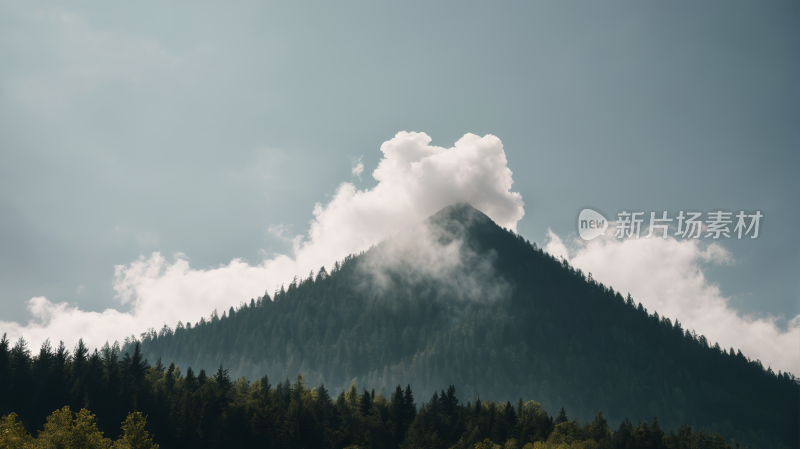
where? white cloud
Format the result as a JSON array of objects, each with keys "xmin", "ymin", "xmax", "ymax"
[
  {"xmin": 351, "ymin": 156, "xmax": 364, "ymax": 179},
  {"xmin": 544, "ymin": 230, "xmax": 799, "ymax": 375},
  {"xmin": 359, "ymin": 207, "xmax": 510, "ymax": 307},
  {"xmin": 544, "ymin": 228, "xmax": 570, "ymax": 261},
  {"xmin": 267, "ymin": 223, "xmax": 296, "ymax": 242},
  {"xmin": 0, "ymin": 131, "xmax": 524, "ymax": 351},
  {"xmin": 0, "ymin": 297, "xmax": 139, "ymax": 352}
]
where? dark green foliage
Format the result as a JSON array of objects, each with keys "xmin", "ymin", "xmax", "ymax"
[{"xmin": 0, "ymin": 351, "xmax": 757, "ymax": 449}]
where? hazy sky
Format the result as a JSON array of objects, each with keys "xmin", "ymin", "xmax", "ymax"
[{"xmin": 1, "ymin": 2, "xmax": 797, "ymax": 369}]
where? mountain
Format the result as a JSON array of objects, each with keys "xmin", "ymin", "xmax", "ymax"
[{"xmin": 128, "ymin": 203, "xmax": 799, "ymax": 447}]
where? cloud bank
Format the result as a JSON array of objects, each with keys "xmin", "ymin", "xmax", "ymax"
[
  {"xmin": 544, "ymin": 229, "xmax": 799, "ymax": 375},
  {"xmin": 1, "ymin": 132, "xmax": 524, "ymax": 351}
]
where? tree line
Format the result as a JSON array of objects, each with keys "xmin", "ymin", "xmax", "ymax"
[{"xmin": 0, "ymin": 339, "xmax": 744, "ymax": 449}]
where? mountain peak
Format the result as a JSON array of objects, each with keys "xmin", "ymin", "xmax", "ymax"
[
  {"xmin": 427, "ymin": 203, "xmax": 496, "ymax": 233},
  {"xmin": 128, "ymin": 200, "xmax": 797, "ymax": 449}
]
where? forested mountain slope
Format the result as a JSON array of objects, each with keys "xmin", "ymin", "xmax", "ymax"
[{"xmin": 127, "ymin": 203, "xmax": 799, "ymax": 447}]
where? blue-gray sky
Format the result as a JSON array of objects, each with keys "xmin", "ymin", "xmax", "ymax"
[{"xmin": 0, "ymin": 1, "xmax": 797, "ymax": 368}]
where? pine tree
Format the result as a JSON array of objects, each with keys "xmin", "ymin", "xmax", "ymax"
[
  {"xmin": 404, "ymin": 384, "xmax": 416, "ymax": 422},
  {"xmin": 73, "ymin": 338, "xmax": 89, "ymax": 385},
  {"xmin": 260, "ymin": 374, "xmax": 271, "ymax": 395},
  {"xmin": 613, "ymin": 418, "xmax": 635, "ymax": 449},
  {"xmin": 555, "ymin": 407, "xmax": 568, "ymax": 425},
  {"xmin": 0, "ymin": 334, "xmax": 10, "ymax": 416},
  {"xmin": 129, "ymin": 343, "xmax": 148, "ymax": 385},
  {"xmin": 184, "ymin": 367, "xmax": 197, "ymax": 392},
  {"xmin": 8, "ymin": 337, "xmax": 32, "ymax": 417},
  {"xmin": 154, "ymin": 358, "xmax": 165, "ymax": 374},
  {"xmin": 317, "ymin": 383, "xmax": 331, "ymax": 403},
  {"xmin": 360, "ymin": 388, "xmax": 373, "ymax": 417},
  {"xmin": 588, "ymin": 410, "xmax": 610, "ymax": 443},
  {"xmin": 650, "ymin": 416, "xmax": 665, "ymax": 449},
  {"xmin": 165, "ymin": 363, "xmax": 176, "ymax": 392},
  {"xmin": 214, "ymin": 364, "xmax": 232, "ymax": 396}
]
